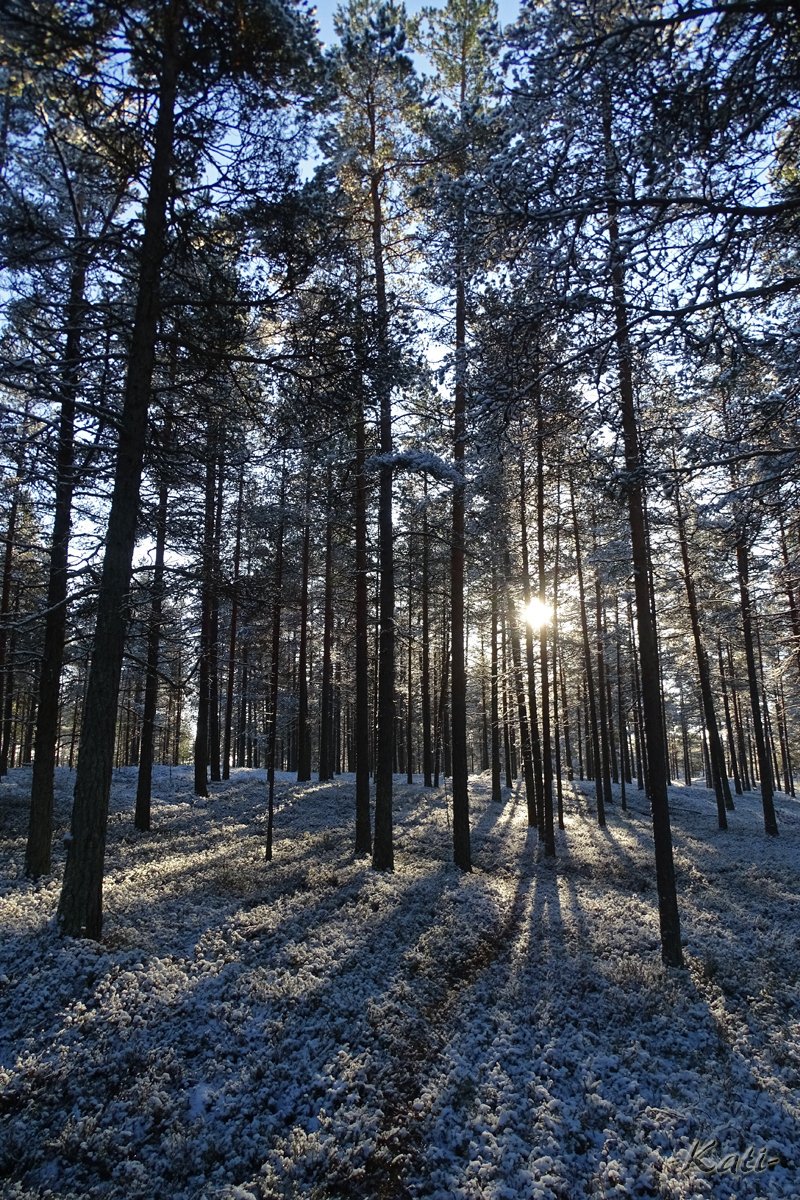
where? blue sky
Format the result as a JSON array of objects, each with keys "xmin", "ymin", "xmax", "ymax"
[{"xmin": 313, "ymin": 0, "xmax": 522, "ymax": 48}]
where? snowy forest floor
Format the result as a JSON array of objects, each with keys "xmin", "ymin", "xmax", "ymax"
[{"xmin": 0, "ymin": 765, "xmax": 798, "ymax": 1200}]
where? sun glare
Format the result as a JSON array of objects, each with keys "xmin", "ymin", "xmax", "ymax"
[{"xmin": 524, "ymin": 597, "xmax": 553, "ymax": 630}]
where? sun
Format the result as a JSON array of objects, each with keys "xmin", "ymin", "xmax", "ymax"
[{"xmin": 524, "ymin": 596, "xmax": 552, "ymax": 630}]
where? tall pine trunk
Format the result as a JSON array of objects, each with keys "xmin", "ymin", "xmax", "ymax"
[
  {"xmin": 504, "ymin": 548, "xmax": 537, "ymax": 824},
  {"xmin": 519, "ymin": 456, "xmax": 543, "ymax": 830},
  {"xmin": 0, "ymin": 457, "xmax": 21, "ymax": 778},
  {"xmin": 194, "ymin": 425, "xmax": 217, "ymax": 798},
  {"xmin": 727, "ymin": 640, "xmax": 751, "ymax": 791},
  {"xmin": 490, "ymin": 562, "xmax": 502, "ymax": 803},
  {"xmin": 265, "ymin": 469, "xmax": 286, "ymax": 860},
  {"xmin": 370, "ymin": 151, "xmax": 395, "ymax": 871},
  {"xmin": 501, "ymin": 604, "xmax": 514, "ymax": 788},
  {"xmin": 535, "ymin": 396, "xmax": 554, "ymax": 854},
  {"xmin": 628, "ymin": 594, "xmax": 646, "ymax": 792},
  {"xmin": 354, "ymin": 405, "xmax": 372, "ymax": 852},
  {"xmin": 552, "ymin": 480, "xmax": 565, "ymax": 827},
  {"xmin": 603, "ymin": 94, "xmax": 682, "ymax": 966},
  {"xmin": 318, "ymin": 467, "xmax": 335, "ymax": 782},
  {"xmin": 559, "ymin": 662, "xmax": 574, "ymax": 783},
  {"xmin": 778, "ymin": 513, "xmax": 800, "ymax": 684},
  {"xmin": 450, "ymin": 240, "xmax": 470, "ymax": 870},
  {"xmin": 134, "ymin": 418, "xmax": 171, "ymax": 831},
  {"xmin": 296, "ymin": 468, "xmax": 312, "ymax": 782},
  {"xmin": 56, "ymin": 13, "xmax": 180, "ymax": 938},
  {"xmin": 222, "ymin": 461, "xmax": 244, "ymax": 780},
  {"xmin": 421, "ymin": 476, "xmax": 433, "ymax": 788},
  {"xmin": 208, "ymin": 455, "xmax": 224, "ymax": 782},
  {"xmin": 615, "ymin": 598, "xmax": 627, "ymax": 812},
  {"xmin": 26, "ymin": 257, "xmax": 86, "ymax": 874},
  {"xmin": 673, "ymin": 476, "xmax": 732, "ymax": 826},
  {"xmin": 570, "ymin": 479, "xmax": 604, "ymax": 826},
  {"xmin": 406, "ymin": 529, "xmax": 414, "ymax": 785},
  {"xmin": 717, "ymin": 636, "xmax": 743, "ymax": 795},
  {"xmin": 593, "ymin": 542, "xmax": 614, "ymax": 814},
  {"xmin": 777, "ymin": 665, "xmax": 794, "ymax": 795},
  {"xmin": 736, "ymin": 537, "xmax": 778, "ymax": 834}
]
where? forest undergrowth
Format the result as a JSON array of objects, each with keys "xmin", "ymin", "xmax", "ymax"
[{"xmin": 0, "ymin": 765, "xmax": 798, "ymax": 1199}]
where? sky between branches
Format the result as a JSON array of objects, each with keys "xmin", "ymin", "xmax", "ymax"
[{"xmin": 314, "ymin": 0, "xmax": 522, "ymax": 48}]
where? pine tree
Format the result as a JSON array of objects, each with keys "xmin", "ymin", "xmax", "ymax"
[
  {"xmin": 56, "ymin": 0, "xmax": 319, "ymax": 938},
  {"xmin": 328, "ymin": 0, "xmax": 420, "ymax": 870}
]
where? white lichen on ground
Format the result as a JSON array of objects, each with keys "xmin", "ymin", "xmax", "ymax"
[{"xmin": 0, "ymin": 764, "xmax": 798, "ymax": 1198}]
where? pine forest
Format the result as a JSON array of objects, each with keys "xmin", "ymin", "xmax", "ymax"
[{"xmin": 1, "ymin": 1, "xmax": 799, "ymax": 1197}]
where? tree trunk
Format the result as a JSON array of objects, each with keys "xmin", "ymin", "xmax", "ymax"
[
  {"xmin": 173, "ymin": 638, "xmax": 183, "ymax": 766},
  {"xmin": 450, "ymin": 252, "xmax": 470, "ymax": 870},
  {"xmin": 295, "ymin": 469, "xmax": 312, "ymax": 781},
  {"xmin": 0, "ymin": 477, "xmax": 20, "ymax": 779},
  {"xmin": 501, "ymin": 604, "xmax": 514, "ymax": 788},
  {"xmin": 727, "ymin": 640, "xmax": 751, "ymax": 791},
  {"xmin": 673, "ymin": 478, "xmax": 731, "ymax": 826},
  {"xmin": 0, "ymin": 602, "xmax": 18, "ymax": 775},
  {"xmin": 208, "ymin": 453, "xmax": 224, "ymax": 783},
  {"xmin": 223, "ymin": 461, "xmax": 244, "ymax": 780},
  {"xmin": 354, "ymin": 405, "xmax": 372, "ymax": 852},
  {"xmin": 441, "ymin": 619, "xmax": 452, "ymax": 779},
  {"xmin": 265, "ymin": 469, "xmax": 286, "ymax": 860},
  {"xmin": 603, "ymin": 94, "xmax": 682, "ymax": 965},
  {"xmin": 406, "ymin": 530, "xmax": 414, "ymax": 785},
  {"xmin": 552, "ymin": 481, "xmax": 564, "ymax": 828},
  {"xmin": 570, "ymin": 479, "xmax": 604, "ymax": 826},
  {"xmin": 559, "ymin": 661, "xmax": 574, "ymax": 782},
  {"xmin": 679, "ymin": 685, "xmax": 691, "ymax": 783},
  {"xmin": 238, "ymin": 645, "xmax": 249, "ymax": 769},
  {"xmin": 593, "ymin": 546, "xmax": 614, "ymax": 814},
  {"xmin": 535, "ymin": 403, "xmax": 554, "ymax": 854},
  {"xmin": 777, "ymin": 666, "xmax": 794, "ymax": 796},
  {"xmin": 736, "ymin": 538, "xmax": 778, "ymax": 834},
  {"xmin": 604, "ymin": 610, "xmax": 619, "ymax": 784},
  {"xmin": 22, "ymin": 679, "xmax": 36, "ymax": 764},
  {"xmin": 504, "ymin": 547, "xmax": 537, "ymax": 825},
  {"xmin": 318, "ymin": 467, "xmax": 335, "ymax": 782},
  {"xmin": 628, "ymin": 595, "xmax": 646, "ymax": 792},
  {"xmin": 519, "ymin": 456, "xmax": 543, "ymax": 830},
  {"xmin": 434, "ymin": 627, "xmax": 450, "ymax": 788},
  {"xmin": 333, "ymin": 626, "xmax": 342, "ymax": 774},
  {"xmin": 778, "ymin": 513, "xmax": 800, "ymax": 684},
  {"xmin": 576, "ymin": 680, "xmax": 584, "ymax": 780},
  {"xmin": 370, "ymin": 148, "xmax": 395, "ymax": 872},
  {"xmin": 490, "ymin": 562, "xmax": 502, "ymax": 803},
  {"xmin": 479, "ymin": 638, "xmax": 489, "ymax": 774},
  {"xmin": 56, "ymin": 14, "xmax": 180, "ymax": 939},
  {"xmin": 416, "ymin": 490, "xmax": 432, "ymax": 792},
  {"xmin": 615, "ymin": 598, "xmax": 627, "ymax": 812},
  {"xmin": 26, "ymin": 256, "xmax": 87, "ymax": 873},
  {"xmin": 194, "ymin": 425, "xmax": 217, "ymax": 798},
  {"xmin": 644, "ymin": 491, "xmax": 672, "ymax": 790},
  {"xmin": 134, "ymin": 418, "xmax": 171, "ymax": 832},
  {"xmin": 717, "ymin": 636, "xmax": 743, "ymax": 795},
  {"xmin": 755, "ymin": 614, "xmax": 781, "ymax": 796}
]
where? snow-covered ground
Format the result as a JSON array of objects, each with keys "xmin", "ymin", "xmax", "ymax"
[{"xmin": 0, "ymin": 764, "xmax": 798, "ymax": 1199}]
